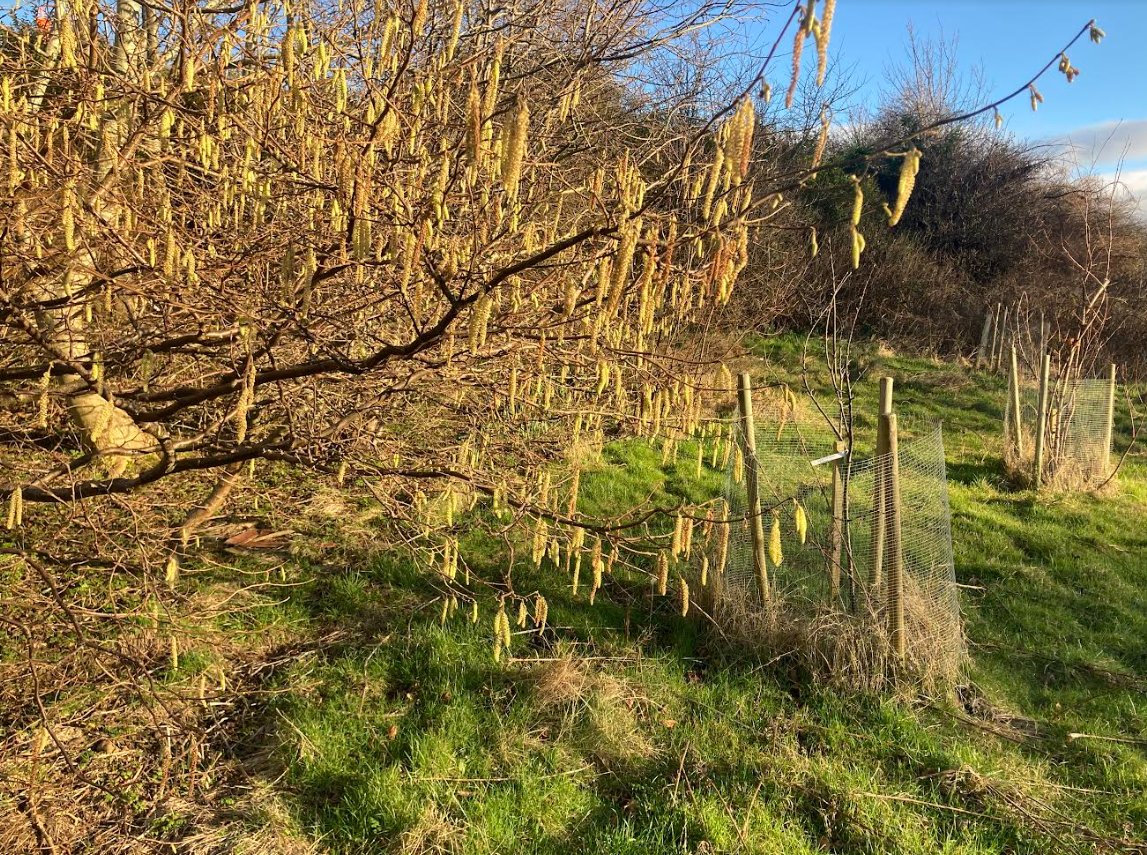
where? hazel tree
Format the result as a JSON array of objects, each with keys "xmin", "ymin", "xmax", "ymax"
[{"xmin": 0, "ymin": 0, "xmax": 1104, "ymax": 619}]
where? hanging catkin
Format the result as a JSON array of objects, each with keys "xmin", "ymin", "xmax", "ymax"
[
  {"xmin": 465, "ymin": 75, "xmax": 483, "ymax": 166},
  {"xmin": 768, "ymin": 515, "xmax": 783, "ymax": 566},
  {"xmin": 886, "ymin": 148, "xmax": 921, "ymax": 226},
  {"xmin": 794, "ymin": 501, "xmax": 808, "ymax": 545},
  {"xmin": 815, "ymin": 0, "xmax": 836, "ymax": 85},
  {"xmin": 500, "ymin": 96, "xmax": 529, "ymax": 202}
]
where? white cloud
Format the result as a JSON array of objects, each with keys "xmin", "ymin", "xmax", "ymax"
[
  {"xmin": 1049, "ymin": 119, "xmax": 1147, "ymax": 169},
  {"xmin": 1095, "ymin": 168, "xmax": 1147, "ymax": 220}
]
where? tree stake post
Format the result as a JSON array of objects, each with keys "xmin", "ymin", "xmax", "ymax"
[
  {"xmin": 884, "ymin": 412, "xmax": 905, "ymax": 661},
  {"xmin": 1034, "ymin": 353, "xmax": 1051, "ymax": 487},
  {"xmin": 736, "ymin": 373, "xmax": 770, "ymax": 604}
]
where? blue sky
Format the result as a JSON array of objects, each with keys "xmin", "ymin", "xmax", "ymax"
[{"xmin": 809, "ymin": 0, "xmax": 1147, "ymax": 209}]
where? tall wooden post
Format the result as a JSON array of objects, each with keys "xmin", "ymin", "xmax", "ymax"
[
  {"xmin": 1103, "ymin": 363, "xmax": 1117, "ymax": 473},
  {"xmin": 1033, "ymin": 353, "xmax": 1051, "ymax": 488},
  {"xmin": 736, "ymin": 373, "xmax": 770, "ymax": 604},
  {"xmin": 993, "ymin": 307, "xmax": 1009, "ymax": 373},
  {"xmin": 884, "ymin": 412, "xmax": 905, "ymax": 660},
  {"xmin": 976, "ymin": 308, "xmax": 993, "ymax": 368},
  {"xmin": 1008, "ymin": 345, "xmax": 1024, "ymax": 457},
  {"xmin": 1038, "ymin": 312, "xmax": 1048, "ymax": 366},
  {"xmin": 871, "ymin": 377, "xmax": 893, "ymax": 593},
  {"xmin": 829, "ymin": 439, "xmax": 845, "ymax": 602},
  {"xmin": 987, "ymin": 303, "xmax": 1002, "ymax": 371}
]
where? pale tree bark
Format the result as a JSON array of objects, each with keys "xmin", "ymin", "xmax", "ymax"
[{"xmin": 23, "ymin": 0, "xmax": 157, "ymax": 477}]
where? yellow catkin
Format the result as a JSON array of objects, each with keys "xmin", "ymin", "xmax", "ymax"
[
  {"xmin": 811, "ymin": 105, "xmax": 829, "ymax": 167},
  {"xmin": 849, "ymin": 175, "xmax": 863, "ymax": 226},
  {"xmin": 501, "ymin": 96, "xmax": 529, "ymax": 202},
  {"xmin": 769, "ymin": 515, "xmax": 783, "ymax": 566},
  {"xmin": 445, "ymin": 0, "xmax": 465, "ymax": 60},
  {"xmin": 38, "ymin": 365, "xmax": 50, "ymax": 428},
  {"xmin": 169, "ymin": 635, "xmax": 179, "ymax": 671},
  {"xmin": 532, "ymin": 516, "xmax": 548, "ymax": 565},
  {"xmin": 533, "ymin": 594, "xmax": 548, "ymax": 631},
  {"xmin": 671, "ymin": 512, "xmax": 684, "ymax": 557},
  {"xmin": 886, "ymin": 148, "xmax": 921, "ymax": 226},
  {"xmin": 493, "ymin": 608, "xmax": 504, "ymax": 662},
  {"xmin": 468, "ymin": 292, "xmax": 492, "ymax": 352},
  {"xmin": 465, "ymin": 76, "xmax": 482, "ymax": 166},
  {"xmin": 566, "ymin": 468, "xmax": 580, "ymax": 517},
  {"xmin": 656, "ymin": 550, "xmax": 669, "ymax": 595},
  {"xmin": 795, "ymin": 502, "xmax": 808, "ymax": 545},
  {"xmin": 851, "ymin": 226, "xmax": 866, "ymax": 269},
  {"xmin": 235, "ymin": 355, "xmax": 256, "ymax": 443},
  {"xmin": 816, "ymin": 0, "xmax": 836, "ymax": 86},
  {"xmin": 785, "ymin": 8, "xmax": 808, "ymax": 109},
  {"xmin": 810, "ymin": 227, "xmax": 819, "ymax": 257},
  {"xmin": 517, "ymin": 600, "xmax": 527, "ymax": 628},
  {"xmin": 679, "ymin": 578, "xmax": 690, "ymax": 617},
  {"xmin": 849, "ymin": 175, "xmax": 865, "ymax": 268}
]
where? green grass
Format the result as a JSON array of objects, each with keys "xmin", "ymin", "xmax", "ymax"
[{"xmin": 241, "ymin": 335, "xmax": 1147, "ymax": 853}]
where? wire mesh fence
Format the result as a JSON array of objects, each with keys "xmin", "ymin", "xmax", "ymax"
[
  {"xmin": 1007, "ymin": 371, "xmax": 1115, "ymax": 490},
  {"xmin": 717, "ymin": 399, "xmax": 963, "ymax": 681}
]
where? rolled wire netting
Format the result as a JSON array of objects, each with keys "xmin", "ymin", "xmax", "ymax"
[{"xmin": 720, "ymin": 409, "xmax": 963, "ymax": 675}]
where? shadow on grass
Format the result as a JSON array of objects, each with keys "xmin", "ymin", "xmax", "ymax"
[{"xmin": 223, "ymin": 519, "xmax": 1145, "ymax": 855}]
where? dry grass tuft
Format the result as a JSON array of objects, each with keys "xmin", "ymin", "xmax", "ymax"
[
  {"xmin": 526, "ymin": 655, "xmax": 594, "ymax": 709},
  {"xmin": 521, "ymin": 654, "xmax": 655, "ymax": 765},
  {"xmin": 398, "ymin": 804, "xmax": 465, "ymax": 855},
  {"xmin": 717, "ymin": 583, "xmax": 963, "ymax": 695}
]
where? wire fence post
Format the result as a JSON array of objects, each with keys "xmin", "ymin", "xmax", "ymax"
[
  {"xmin": 736, "ymin": 372, "xmax": 770, "ymax": 604},
  {"xmin": 884, "ymin": 412, "xmax": 905, "ymax": 661},
  {"xmin": 1008, "ymin": 345, "xmax": 1024, "ymax": 457},
  {"xmin": 829, "ymin": 439, "xmax": 845, "ymax": 603},
  {"xmin": 1034, "ymin": 352, "xmax": 1051, "ymax": 488},
  {"xmin": 1103, "ymin": 363, "xmax": 1116, "ymax": 474},
  {"xmin": 871, "ymin": 378, "xmax": 893, "ymax": 595}
]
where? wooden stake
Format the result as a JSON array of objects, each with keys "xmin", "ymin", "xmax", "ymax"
[
  {"xmin": 1033, "ymin": 353, "xmax": 1051, "ymax": 488},
  {"xmin": 884, "ymin": 412, "xmax": 905, "ymax": 660},
  {"xmin": 1038, "ymin": 312, "xmax": 1048, "ymax": 367},
  {"xmin": 1103, "ymin": 363, "xmax": 1116, "ymax": 474},
  {"xmin": 871, "ymin": 377, "xmax": 893, "ymax": 593},
  {"xmin": 993, "ymin": 307, "xmax": 1009, "ymax": 373},
  {"xmin": 987, "ymin": 303, "xmax": 1002, "ymax": 372},
  {"xmin": 976, "ymin": 308, "xmax": 993, "ymax": 368},
  {"xmin": 1008, "ymin": 345, "xmax": 1024, "ymax": 457},
  {"xmin": 736, "ymin": 373, "xmax": 770, "ymax": 604},
  {"xmin": 829, "ymin": 439, "xmax": 845, "ymax": 602}
]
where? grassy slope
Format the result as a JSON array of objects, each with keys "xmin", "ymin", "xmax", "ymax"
[{"xmin": 243, "ymin": 336, "xmax": 1147, "ymax": 854}]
